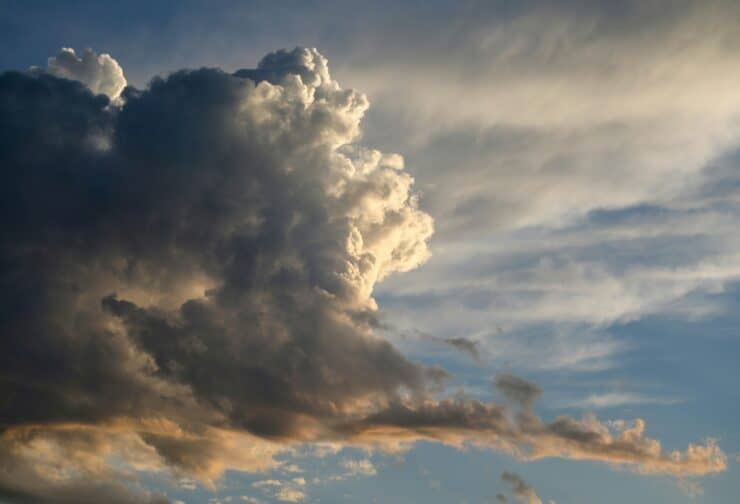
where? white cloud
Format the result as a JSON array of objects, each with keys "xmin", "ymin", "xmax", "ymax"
[
  {"xmin": 566, "ymin": 392, "xmax": 682, "ymax": 409},
  {"xmin": 338, "ymin": 458, "xmax": 378, "ymax": 478},
  {"xmin": 252, "ymin": 480, "xmax": 282, "ymax": 489},
  {"xmin": 275, "ymin": 487, "xmax": 307, "ymax": 502},
  {"xmin": 46, "ymin": 47, "xmax": 127, "ymax": 99}
]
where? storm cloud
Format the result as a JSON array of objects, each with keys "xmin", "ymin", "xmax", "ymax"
[{"xmin": 0, "ymin": 47, "xmax": 726, "ymax": 502}]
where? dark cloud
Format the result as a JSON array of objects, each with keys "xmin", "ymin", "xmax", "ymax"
[
  {"xmin": 0, "ymin": 47, "xmax": 435, "ymax": 434},
  {"xmin": 399, "ymin": 328, "xmax": 482, "ymax": 362},
  {"xmin": 336, "ymin": 391, "xmax": 725, "ymax": 478},
  {"xmin": 501, "ymin": 472, "xmax": 544, "ymax": 504},
  {"xmin": 0, "ymin": 46, "xmax": 726, "ymax": 502},
  {"xmin": 0, "ymin": 45, "xmax": 435, "ymax": 500},
  {"xmin": 495, "ymin": 373, "xmax": 543, "ymax": 408},
  {"xmin": 441, "ymin": 337, "xmax": 481, "ymax": 362}
]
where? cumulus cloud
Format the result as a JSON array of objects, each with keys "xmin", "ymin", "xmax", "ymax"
[
  {"xmin": 253, "ymin": 478, "xmax": 306, "ymax": 502},
  {"xmin": 0, "ymin": 45, "xmax": 436, "ymax": 437},
  {"xmin": 0, "ymin": 46, "xmax": 726, "ymax": 502},
  {"xmin": 0, "ymin": 45, "xmax": 434, "ymax": 501},
  {"xmin": 46, "ymin": 47, "xmax": 127, "ymax": 99}
]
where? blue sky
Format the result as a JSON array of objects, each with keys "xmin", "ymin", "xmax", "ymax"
[{"xmin": 1, "ymin": 1, "xmax": 740, "ymax": 503}]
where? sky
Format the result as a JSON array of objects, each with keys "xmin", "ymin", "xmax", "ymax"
[{"xmin": 1, "ymin": 0, "xmax": 740, "ymax": 502}]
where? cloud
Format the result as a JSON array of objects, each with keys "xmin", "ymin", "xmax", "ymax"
[
  {"xmin": 337, "ymin": 1, "xmax": 740, "ymax": 243},
  {"xmin": 376, "ymin": 200, "xmax": 740, "ymax": 373},
  {"xmin": 240, "ymin": 497, "xmax": 265, "ymax": 504},
  {"xmin": 0, "ymin": 44, "xmax": 435, "ymax": 436},
  {"xmin": 0, "ymin": 45, "xmax": 726, "ymax": 501},
  {"xmin": 45, "ymin": 47, "xmax": 127, "ymax": 99},
  {"xmin": 337, "ymin": 391, "xmax": 725, "ymax": 478},
  {"xmin": 252, "ymin": 480, "xmax": 281, "ymax": 489},
  {"xmin": 275, "ymin": 487, "xmax": 306, "ymax": 503},
  {"xmin": 567, "ymin": 392, "xmax": 682, "ymax": 409},
  {"xmin": 339, "ymin": 459, "xmax": 378, "ymax": 478},
  {"xmin": 494, "ymin": 374, "xmax": 542, "ymax": 408},
  {"xmin": 354, "ymin": 1, "xmax": 740, "ymax": 386},
  {"xmin": 501, "ymin": 472, "xmax": 544, "ymax": 504},
  {"xmin": 253, "ymin": 478, "xmax": 306, "ymax": 503},
  {"xmin": 440, "ymin": 337, "xmax": 481, "ymax": 362},
  {"xmin": 678, "ymin": 478, "xmax": 705, "ymax": 501},
  {"xmin": 0, "ymin": 424, "xmax": 173, "ymax": 503},
  {"xmin": 0, "ymin": 44, "xmax": 434, "ymax": 501},
  {"xmin": 0, "ymin": 419, "xmax": 289, "ymax": 504}
]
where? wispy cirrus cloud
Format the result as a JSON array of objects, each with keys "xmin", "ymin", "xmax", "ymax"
[{"xmin": 566, "ymin": 392, "xmax": 682, "ymax": 409}]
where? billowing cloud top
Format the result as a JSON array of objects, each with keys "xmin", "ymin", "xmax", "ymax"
[
  {"xmin": 0, "ymin": 47, "xmax": 725, "ymax": 503},
  {"xmin": 46, "ymin": 47, "xmax": 127, "ymax": 99}
]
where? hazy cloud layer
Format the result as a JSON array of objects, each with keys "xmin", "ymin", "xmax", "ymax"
[
  {"xmin": 0, "ymin": 45, "xmax": 727, "ymax": 502},
  {"xmin": 331, "ymin": 1, "xmax": 740, "ymax": 234},
  {"xmin": 347, "ymin": 0, "xmax": 740, "ymax": 382}
]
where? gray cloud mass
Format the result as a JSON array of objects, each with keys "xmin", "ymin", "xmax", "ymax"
[
  {"xmin": 0, "ymin": 46, "xmax": 726, "ymax": 502},
  {"xmin": 501, "ymin": 472, "xmax": 546, "ymax": 504}
]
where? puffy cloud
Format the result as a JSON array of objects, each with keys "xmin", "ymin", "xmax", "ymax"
[
  {"xmin": 0, "ymin": 45, "xmax": 432, "ymax": 501},
  {"xmin": 341, "ymin": 458, "xmax": 377, "ymax": 476},
  {"xmin": 330, "ymin": 458, "xmax": 377, "ymax": 480},
  {"xmin": 0, "ymin": 45, "xmax": 435, "ymax": 436},
  {"xmin": 275, "ymin": 487, "xmax": 306, "ymax": 503},
  {"xmin": 46, "ymin": 47, "xmax": 127, "ymax": 99},
  {"xmin": 252, "ymin": 478, "xmax": 306, "ymax": 502},
  {"xmin": 0, "ymin": 45, "xmax": 725, "ymax": 501}
]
